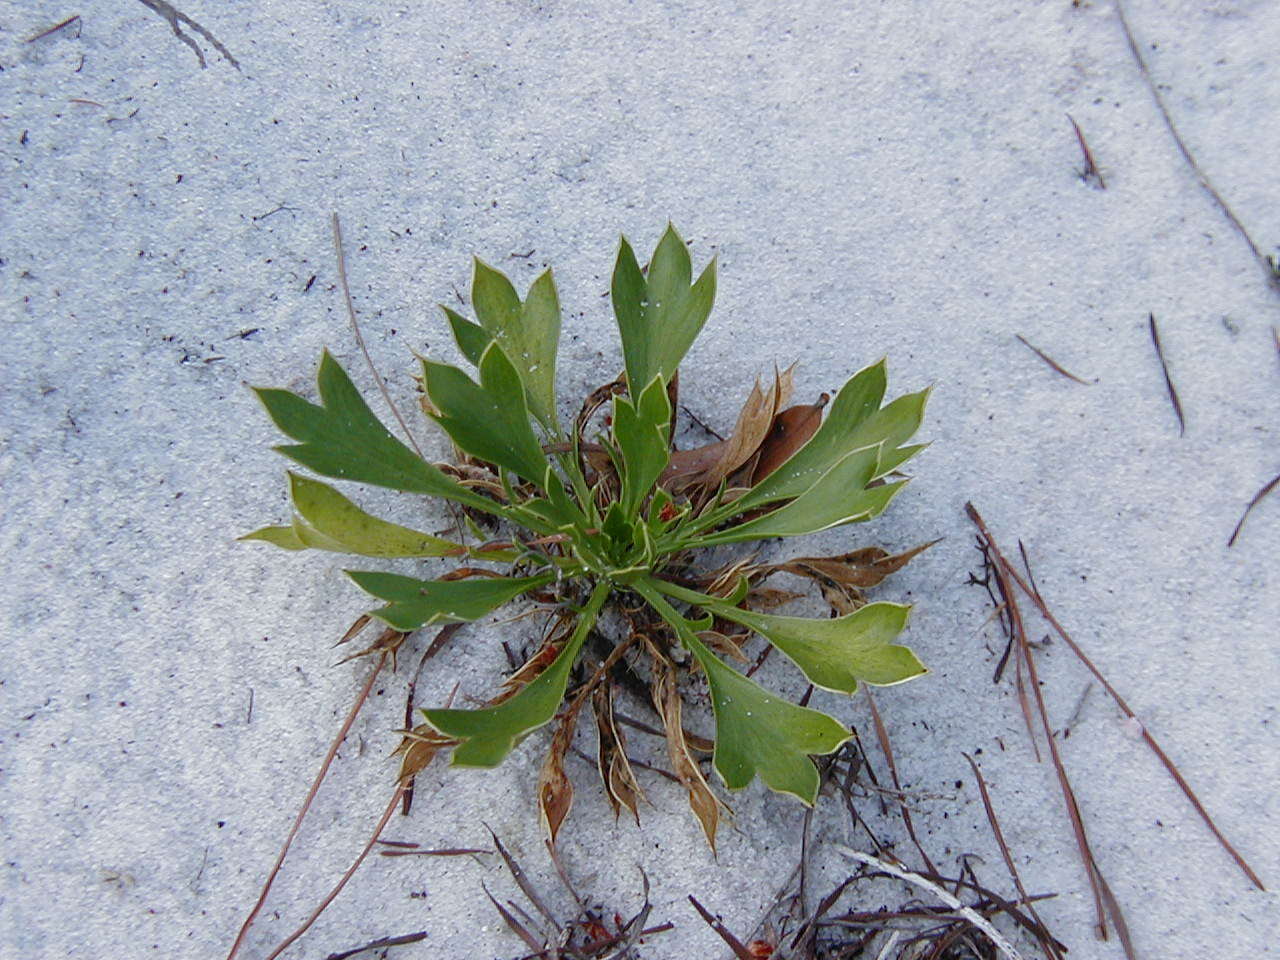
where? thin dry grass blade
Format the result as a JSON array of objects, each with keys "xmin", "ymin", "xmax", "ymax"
[
  {"xmin": 487, "ymin": 826, "xmax": 560, "ymax": 930},
  {"xmin": 1227, "ymin": 470, "xmax": 1280, "ymax": 548},
  {"xmin": 263, "ymin": 785, "xmax": 406, "ymax": 960},
  {"xmin": 967, "ymin": 503, "xmax": 1131, "ymax": 953},
  {"xmin": 997, "ymin": 552, "xmax": 1266, "ymax": 890},
  {"xmin": 964, "ymin": 753, "xmax": 1065, "ymax": 960},
  {"xmin": 1016, "ymin": 334, "xmax": 1093, "ymax": 384},
  {"xmin": 225, "ymin": 652, "xmax": 388, "ymax": 960},
  {"xmin": 1147, "ymin": 313, "xmax": 1185, "ymax": 436},
  {"xmin": 687, "ymin": 896, "xmax": 755, "ymax": 960},
  {"xmin": 864, "ymin": 689, "xmax": 938, "ymax": 876}
]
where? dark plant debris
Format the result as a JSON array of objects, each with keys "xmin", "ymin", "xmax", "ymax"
[
  {"xmin": 1067, "ymin": 113, "xmax": 1105, "ymax": 189},
  {"xmin": 475, "ymin": 830, "xmax": 670, "ymax": 960},
  {"xmin": 968, "ymin": 504, "xmax": 1265, "ymax": 903},
  {"xmin": 1227, "ymin": 470, "xmax": 1280, "ymax": 548},
  {"xmin": 323, "ymin": 930, "xmax": 427, "ymax": 960},
  {"xmin": 26, "ymin": 14, "xmax": 82, "ymax": 43},
  {"xmin": 693, "ymin": 733, "xmax": 1069, "ymax": 960},
  {"xmin": 1015, "ymin": 334, "xmax": 1093, "ymax": 385},
  {"xmin": 1114, "ymin": 0, "xmax": 1276, "ymax": 298},
  {"xmin": 1147, "ymin": 314, "xmax": 1185, "ymax": 436},
  {"xmin": 135, "ymin": 0, "xmax": 240, "ymax": 71}
]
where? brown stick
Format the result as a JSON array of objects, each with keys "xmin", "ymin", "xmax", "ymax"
[
  {"xmin": 225, "ymin": 652, "xmax": 388, "ymax": 960},
  {"xmin": 964, "ymin": 754, "xmax": 1065, "ymax": 960},
  {"xmin": 864, "ymin": 689, "xmax": 938, "ymax": 876},
  {"xmin": 1227, "ymin": 470, "xmax": 1280, "ymax": 549},
  {"xmin": 264, "ymin": 785, "xmax": 407, "ymax": 960},
  {"xmin": 1147, "ymin": 314, "xmax": 1185, "ymax": 436},
  {"xmin": 966, "ymin": 504, "xmax": 1115, "ymax": 944},
  {"xmin": 996, "ymin": 555, "xmax": 1266, "ymax": 890},
  {"xmin": 1015, "ymin": 334, "xmax": 1092, "ymax": 384}
]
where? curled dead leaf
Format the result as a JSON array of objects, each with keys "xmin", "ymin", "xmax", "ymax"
[
  {"xmin": 538, "ymin": 709, "xmax": 579, "ymax": 846},
  {"xmin": 698, "ymin": 630, "xmax": 750, "ymax": 665},
  {"xmin": 768, "ymin": 540, "xmax": 940, "ymax": 589},
  {"xmin": 396, "ymin": 723, "xmax": 456, "ymax": 782},
  {"xmin": 750, "ymin": 393, "xmax": 829, "ymax": 485},
  {"xmin": 648, "ymin": 647, "xmax": 720, "ymax": 849},
  {"xmin": 593, "ymin": 683, "xmax": 644, "ymax": 824}
]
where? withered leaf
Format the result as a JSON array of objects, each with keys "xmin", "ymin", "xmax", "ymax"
[
  {"xmin": 649, "ymin": 648, "xmax": 720, "ymax": 849},
  {"xmin": 771, "ymin": 540, "xmax": 939, "ymax": 589},
  {"xmin": 537, "ymin": 709, "xmax": 579, "ymax": 846},
  {"xmin": 396, "ymin": 723, "xmax": 457, "ymax": 782},
  {"xmin": 698, "ymin": 630, "xmax": 751, "ymax": 665},
  {"xmin": 703, "ymin": 365, "xmax": 794, "ymax": 489},
  {"xmin": 593, "ymin": 683, "xmax": 643, "ymax": 824},
  {"xmin": 820, "ymin": 580, "xmax": 861, "ymax": 616},
  {"xmin": 744, "ymin": 586, "xmax": 805, "ymax": 611},
  {"xmin": 750, "ymin": 393, "xmax": 829, "ymax": 485}
]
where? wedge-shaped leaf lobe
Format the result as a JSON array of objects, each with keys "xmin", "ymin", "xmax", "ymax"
[
  {"xmin": 255, "ymin": 350, "xmax": 496, "ymax": 513},
  {"xmin": 287, "ymin": 472, "xmax": 460, "ymax": 557},
  {"xmin": 421, "ymin": 582, "xmax": 609, "ymax": 766},
  {"xmin": 695, "ymin": 445, "xmax": 907, "ymax": 546},
  {"xmin": 612, "ymin": 225, "xmax": 716, "ymax": 392},
  {"xmin": 470, "ymin": 260, "xmax": 561, "ymax": 429},
  {"xmin": 347, "ymin": 569, "xmax": 555, "ymax": 631},
  {"xmin": 637, "ymin": 581, "xmax": 849, "ymax": 804},
  {"xmin": 421, "ymin": 342, "xmax": 549, "ymax": 485},
  {"xmin": 658, "ymin": 580, "xmax": 926, "ymax": 694}
]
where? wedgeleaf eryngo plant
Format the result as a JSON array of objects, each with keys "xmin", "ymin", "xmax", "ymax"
[{"xmin": 246, "ymin": 225, "xmax": 930, "ymax": 847}]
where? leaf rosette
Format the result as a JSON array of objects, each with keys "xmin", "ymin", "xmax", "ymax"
[{"xmin": 246, "ymin": 224, "xmax": 931, "ymax": 847}]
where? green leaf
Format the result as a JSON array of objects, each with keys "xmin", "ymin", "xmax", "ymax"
[
  {"xmin": 442, "ymin": 305, "xmax": 490, "ymax": 367},
  {"xmin": 636, "ymin": 581, "xmax": 849, "ymax": 804},
  {"xmin": 654, "ymin": 581, "xmax": 926, "ymax": 694},
  {"xmin": 421, "ymin": 342, "xmax": 550, "ymax": 485},
  {"xmin": 347, "ymin": 569, "xmax": 555, "ymax": 631},
  {"xmin": 471, "ymin": 260, "xmax": 561, "ymax": 430},
  {"xmin": 422, "ymin": 582, "xmax": 610, "ymax": 767},
  {"xmin": 239, "ymin": 525, "xmax": 306, "ymax": 550},
  {"xmin": 612, "ymin": 226, "xmax": 717, "ymax": 392},
  {"xmin": 287, "ymin": 472, "xmax": 461, "ymax": 557},
  {"xmin": 612, "ymin": 374, "xmax": 672, "ymax": 516},
  {"xmin": 255, "ymin": 351, "xmax": 498, "ymax": 515},
  {"xmin": 693, "ymin": 445, "xmax": 907, "ymax": 546},
  {"xmin": 703, "ymin": 364, "xmax": 927, "ymax": 529}
]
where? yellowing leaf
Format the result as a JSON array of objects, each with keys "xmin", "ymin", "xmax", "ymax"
[{"xmin": 287, "ymin": 472, "xmax": 461, "ymax": 557}]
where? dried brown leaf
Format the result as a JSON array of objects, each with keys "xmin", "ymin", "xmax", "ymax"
[
  {"xmin": 395, "ymin": 723, "xmax": 456, "ymax": 782},
  {"xmin": 744, "ymin": 586, "xmax": 805, "ymax": 611},
  {"xmin": 537, "ymin": 710, "xmax": 579, "ymax": 846},
  {"xmin": 593, "ymin": 683, "xmax": 644, "ymax": 824},
  {"xmin": 749, "ymin": 393, "xmax": 829, "ymax": 484},
  {"xmin": 697, "ymin": 630, "xmax": 751, "ymax": 665},
  {"xmin": 771, "ymin": 540, "xmax": 939, "ymax": 589},
  {"xmin": 649, "ymin": 648, "xmax": 720, "ymax": 849},
  {"xmin": 819, "ymin": 580, "xmax": 861, "ymax": 616},
  {"xmin": 661, "ymin": 441, "xmax": 727, "ymax": 492},
  {"xmin": 336, "ymin": 627, "xmax": 408, "ymax": 667},
  {"xmin": 704, "ymin": 366, "xmax": 794, "ymax": 488}
]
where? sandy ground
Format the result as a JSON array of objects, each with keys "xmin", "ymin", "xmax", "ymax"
[{"xmin": 2, "ymin": 1, "xmax": 1278, "ymax": 958}]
